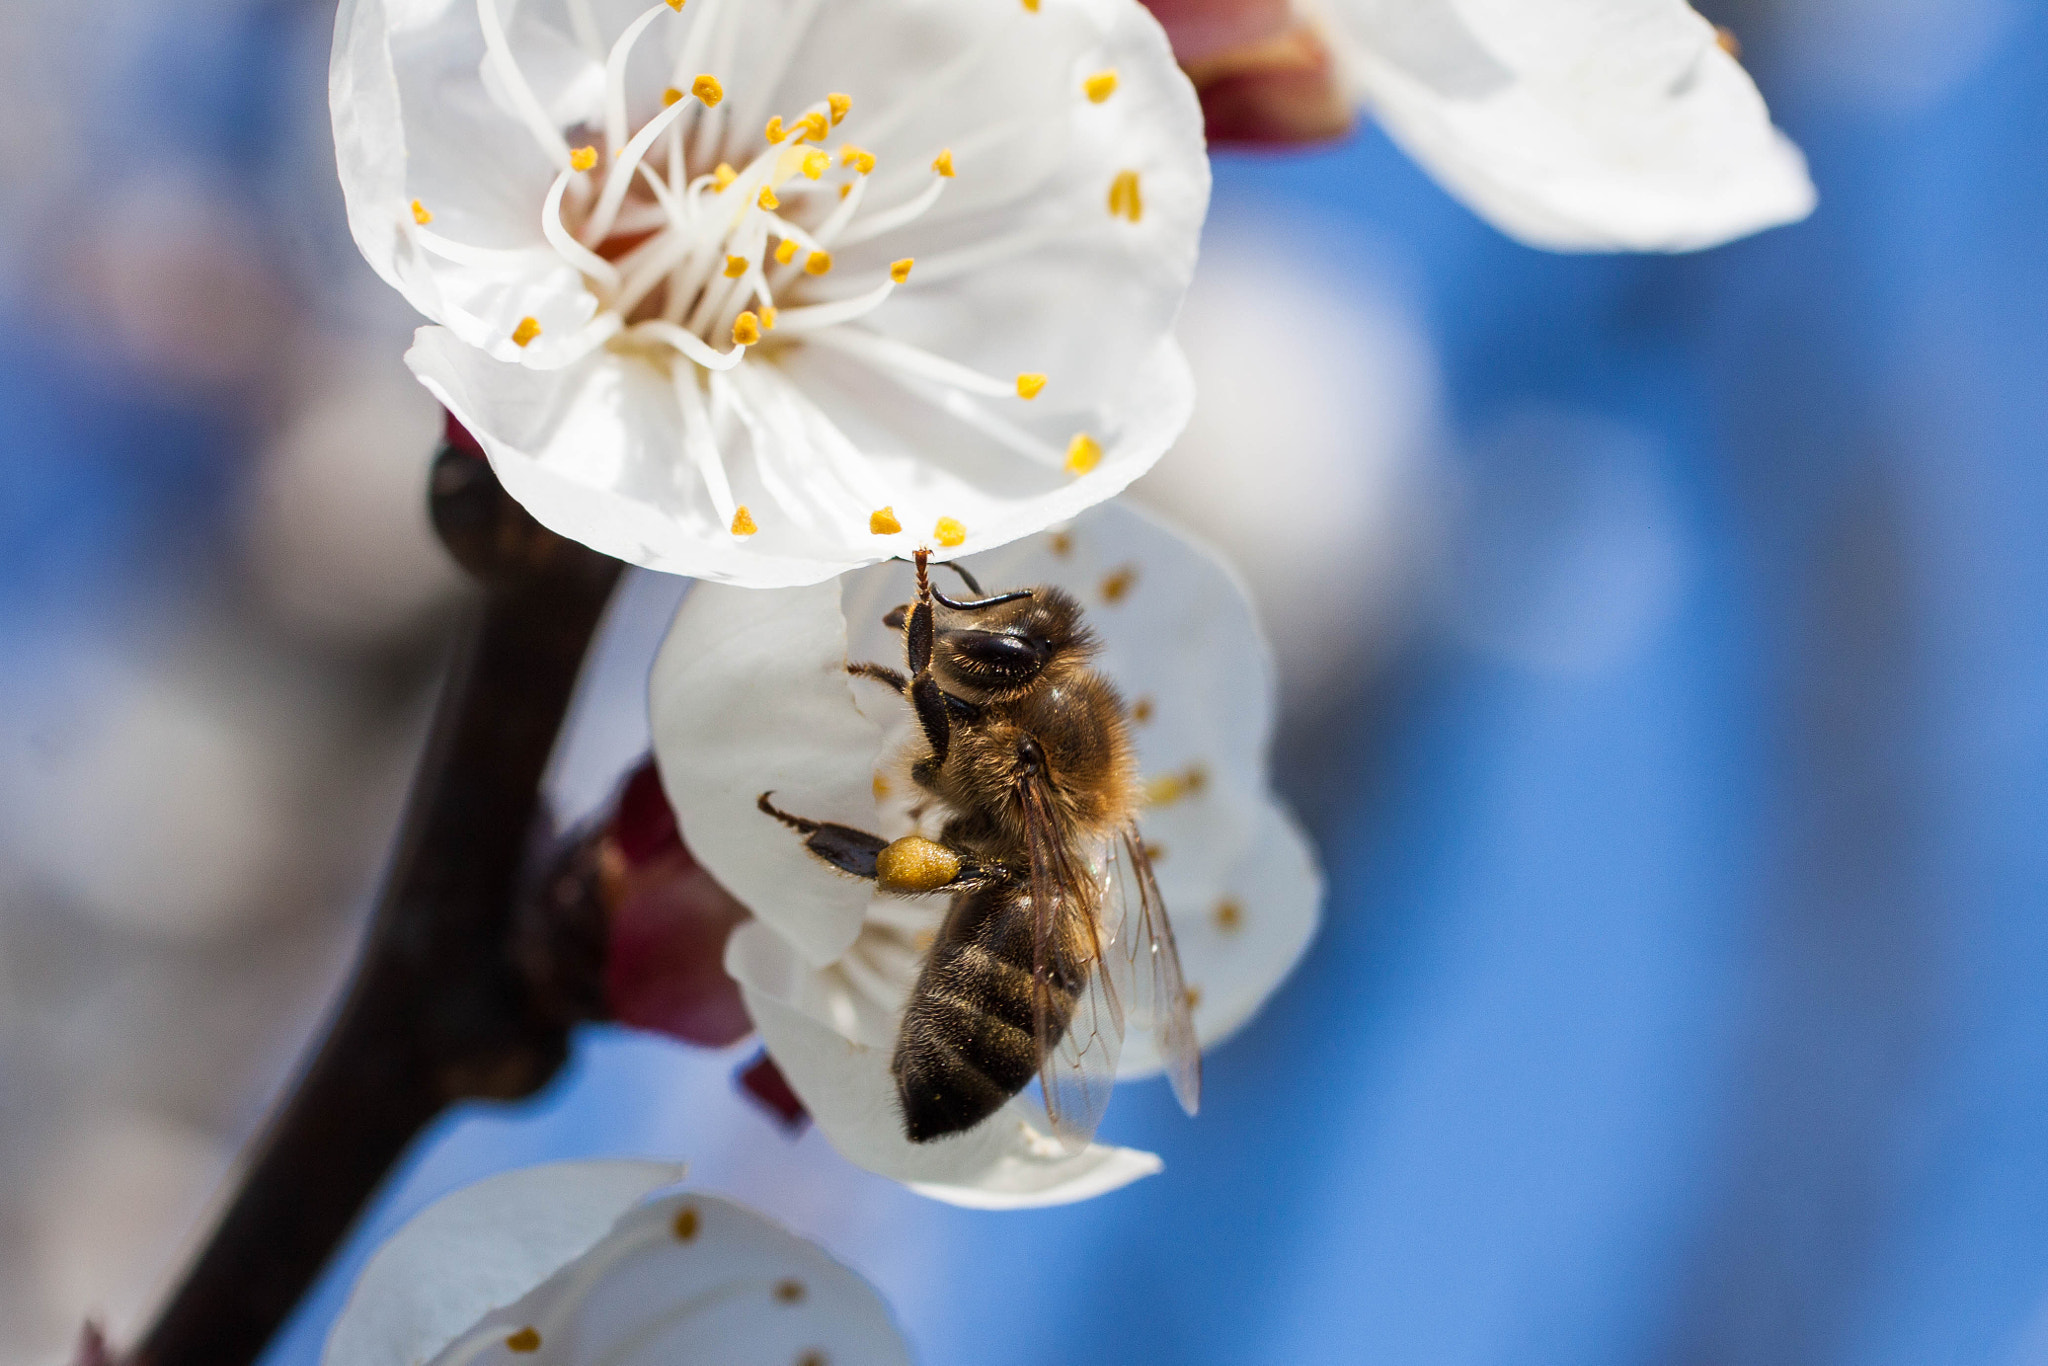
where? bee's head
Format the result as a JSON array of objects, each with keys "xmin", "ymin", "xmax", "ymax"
[{"xmin": 883, "ymin": 585, "xmax": 1094, "ymax": 696}]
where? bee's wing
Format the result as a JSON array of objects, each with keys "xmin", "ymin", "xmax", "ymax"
[
  {"xmin": 1020, "ymin": 774, "xmax": 1124, "ymax": 1150},
  {"xmin": 1112, "ymin": 824, "xmax": 1201, "ymax": 1116}
]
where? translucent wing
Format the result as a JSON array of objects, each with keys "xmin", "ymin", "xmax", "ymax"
[
  {"xmin": 1112, "ymin": 824, "xmax": 1201, "ymax": 1115},
  {"xmin": 1019, "ymin": 772, "xmax": 1124, "ymax": 1150}
]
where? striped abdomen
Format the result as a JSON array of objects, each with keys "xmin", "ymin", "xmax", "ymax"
[{"xmin": 891, "ymin": 883, "xmax": 1084, "ymax": 1143}]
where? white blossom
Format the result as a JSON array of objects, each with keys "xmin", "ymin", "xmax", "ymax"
[
  {"xmin": 332, "ymin": 0, "xmax": 1208, "ymax": 586},
  {"xmin": 1311, "ymin": 0, "xmax": 1816, "ymax": 251},
  {"xmin": 649, "ymin": 501, "xmax": 1321, "ymax": 1206},
  {"xmin": 323, "ymin": 1161, "xmax": 909, "ymax": 1366}
]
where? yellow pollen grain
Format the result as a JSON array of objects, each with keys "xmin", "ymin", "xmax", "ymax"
[
  {"xmin": 932, "ymin": 148, "xmax": 955, "ymax": 177},
  {"xmin": 570, "ymin": 145, "xmax": 598, "ymax": 171},
  {"xmin": 934, "ymin": 517, "xmax": 967, "ymax": 548},
  {"xmin": 841, "ymin": 144, "xmax": 876, "ymax": 174},
  {"xmin": 1100, "ymin": 564, "xmax": 1136, "ymax": 602},
  {"xmin": 1015, "ymin": 372, "xmax": 1047, "ymax": 400},
  {"xmin": 511, "ymin": 316, "xmax": 542, "ymax": 347},
  {"xmin": 760, "ymin": 305, "xmax": 777, "ymax": 329},
  {"xmin": 1084, "ymin": 69, "xmax": 1119, "ymax": 102},
  {"xmin": 731, "ymin": 505, "xmax": 758, "ymax": 536},
  {"xmin": 801, "ymin": 148, "xmax": 831, "ymax": 180},
  {"xmin": 693, "ymin": 74, "xmax": 724, "ymax": 106},
  {"xmin": 775, "ymin": 1279, "xmax": 807, "ymax": 1304},
  {"xmin": 775, "ymin": 239, "xmax": 800, "ymax": 265},
  {"xmin": 724, "ymin": 254, "xmax": 749, "ymax": 278},
  {"xmin": 1108, "ymin": 169, "xmax": 1142, "ymax": 222},
  {"xmin": 410, "ymin": 198, "xmax": 432, "ymax": 225},
  {"xmin": 805, "ymin": 250, "xmax": 834, "ymax": 275},
  {"xmin": 1213, "ymin": 898, "xmax": 1244, "ymax": 932},
  {"xmin": 732, "ymin": 311, "xmax": 762, "ymax": 346},
  {"xmin": 672, "ymin": 1205, "xmax": 700, "ymax": 1240},
  {"xmin": 870, "ymin": 505, "xmax": 902, "ymax": 535},
  {"xmin": 662, "ymin": 86, "xmax": 684, "ymax": 106},
  {"xmin": 1131, "ymin": 696, "xmax": 1154, "ymax": 722},
  {"xmin": 796, "ymin": 111, "xmax": 828, "ymax": 143},
  {"xmin": 828, "ymin": 92, "xmax": 851, "ymax": 124},
  {"xmin": 890, "ymin": 258, "xmax": 915, "ymax": 283},
  {"xmin": 713, "ymin": 162, "xmax": 737, "ymax": 190},
  {"xmin": 506, "ymin": 1328, "xmax": 542, "ymax": 1353},
  {"xmin": 1064, "ymin": 432, "xmax": 1102, "ymax": 476},
  {"xmin": 765, "ymin": 115, "xmax": 787, "ymax": 143}
]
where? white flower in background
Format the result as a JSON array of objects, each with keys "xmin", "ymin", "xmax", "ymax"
[
  {"xmin": 1309, "ymin": 0, "xmax": 1816, "ymax": 251},
  {"xmin": 324, "ymin": 1161, "xmax": 909, "ymax": 1366},
  {"xmin": 332, "ymin": 0, "xmax": 1208, "ymax": 587},
  {"xmin": 650, "ymin": 502, "xmax": 1321, "ymax": 1207}
]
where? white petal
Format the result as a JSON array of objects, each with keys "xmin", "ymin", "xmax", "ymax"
[
  {"xmin": 323, "ymin": 1160, "xmax": 682, "ymax": 1366},
  {"xmin": 737, "ymin": 967, "xmax": 1163, "ymax": 1209},
  {"xmin": 1317, "ymin": 0, "xmax": 1816, "ymax": 251}
]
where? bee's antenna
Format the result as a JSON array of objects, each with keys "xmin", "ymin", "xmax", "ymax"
[
  {"xmin": 939, "ymin": 562, "xmax": 986, "ymax": 596},
  {"xmin": 932, "ymin": 586, "xmax": 1034, "ymax": 611}
]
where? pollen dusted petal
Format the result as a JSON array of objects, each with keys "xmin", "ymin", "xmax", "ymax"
[
  {"xmin": 731, "ymin": 505, "xmax": 759, "ymax": 536},
  {"xmin": 1084, "ymin": 69, "xmax": 1119, "ymax": 102},
  {"xmin": 1108, "ymin": 169, "xmax": 1142, "ymax": 222},
  {"xmin": 933, "ymin": 517, "xmax": 967, "ymax": 547},
  {"xmin": 1064, "ymin": 432, "xmax": 1102, "ymax": 474},
  {"xmin": 869, "ymin": 506, "xmax": 902, "ymax": 535},
  {"xmin": 931, "ymin": 149, "xmax": 955, "ymax": 177},
  {"xmin": 692, "ymin": 73, "xmax": 723, "ymax": 106},
  {"xmin": 733, "ymin": 311, "xmax": 762, "ymax": 345},
  {"xmin": 1015, "ymin": 372, "xmax": 1047, "ymax": 399},
  {"xmin": 805, "ymin": 251, "xmax": 834, "ymax": 276},
  {"xmin": 889, "ymin": 258, "xmax": 915, "ymax": 283},
  {"xmin": 570, "ymin": 145, "xmax": 598, "ymax": 171},
  {"xmin": 511, "ymin": 316, "xmax": 542, "ymax": 347},
  {"xmin": 828, "ymin": 92, "xmax": 851, "ymax": 125},
  {"xmin": 410, "ymin": 198, "xmax": 432, "ymax": 225}
]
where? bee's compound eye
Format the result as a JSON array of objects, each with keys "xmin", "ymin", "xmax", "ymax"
[
  {"xmin": 876, "ymin": 836, "xmax": 962, "ymax": 893},
  {"xmin": 946, "ymin": 629, "xmax": 1048, "ymax": 682}
]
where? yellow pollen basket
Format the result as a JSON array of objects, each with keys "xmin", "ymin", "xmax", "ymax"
[
  {"xmin": 410, "ymin": 198, "xmax": 432, "ymax": 225},
  {"xmin": 889, "ymin": 258, "xmax": 915, "ymax": 283},
  {"xmin": 757, "ymin": 185, "xmax": 779, "ymax": 210},
  {"xmin": 801, "ymin": 149, "xmax": 831, "ymax": 180},
  {"xmin": 712, "ymin": 163, "xmax": 737, "ymax": 190},
  {"xmin": 724, "ymin": 254, "xmax": 749, "ymax": 278},
  {"xmin": 870, "ymin": 505, "xmax": 902, "ymax": 535},
  {"xmin": 1015, "ymin": 372, "xmax": 1047, "ymax": 399},
  {"xmin": 731, "ymin": 505, "xmax": 759, "ymax": 536},
  {"xmin": 1084, "ymin": 69, "xmax": 1119, "ymax": 102},
  {"xmin": 932, "ymin": 149, "xmax": 956, "ymax": 177},
  {"xmin": 841, "ymin": 144, "xmax": 876, "ymax": 174},
  {"xmin": 511, "ymin": 316, "xmax": 542, "ymax": 347},
  {"xmin": 765, "ymin": 116, "xmax": 787, "ymax": 143},
  {"xmin": 570, "ymin": 145, "xmax": 598, "ymax": 171},
  {"xmin": 775, "ymin": 239, "xmax": 800, "ymax": 265},
  {"xmin": 732, "ymin": 311, "xmax": 762, "ymax": 346},
  {"xmin": 1064, "ymin": 432, "xmax": 1103, "ymax": 475},
  {"xmin": 692, "ymin": 74, "xmax": 724, "ymax": 106},
  {"xmin": 876, "ymin": 836, "xmax": 962, "ymax": 894},
  {"xmin": 1108, "ymin": 170, "xmax": 1142, "ymax": 222},
  {"xmin": 934, "ymin": 517, "xmax": 967, "ymax": 548},
  {"xmin": 829, "ymin": 92, "xmax": 852, "ymax": 125},
  {"xmin": 805, "ymin": 250, "xmax": 834, "ymax": 275}
]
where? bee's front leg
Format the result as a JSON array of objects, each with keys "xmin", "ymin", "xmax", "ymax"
[{"xmin": 906, "ymin": 550, "xmax": 952, "ymax": 767}]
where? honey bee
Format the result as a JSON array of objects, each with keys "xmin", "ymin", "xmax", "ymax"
[{"xmin": 758, "ymin": 548, "xmax": 1200, "ymax": 1144}]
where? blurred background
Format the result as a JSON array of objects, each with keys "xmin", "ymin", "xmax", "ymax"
[{"xmin": 2, "ymin": 0, "xmax": 2045, "ymax": 1362}]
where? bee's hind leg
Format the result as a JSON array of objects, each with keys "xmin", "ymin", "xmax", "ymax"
[{"xmin": 757, "ymin": 792, "xmax": 888, "ymax": 880}]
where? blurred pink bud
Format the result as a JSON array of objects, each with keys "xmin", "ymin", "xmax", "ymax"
[
  {"xmin": 738, "ymin": 1051, "xmax": 810, "ymax": 1133},
  {"xmin": 72, "ymin": 1323, "xmax": 115, "ymax": 1366},
  {"xmin": 1183, "ymin": 19, "xmax": 1355, "ymax": 146},
  {"xmin": 1141, "ymin": 0, "xmax": 1291, "ymax": 64}
]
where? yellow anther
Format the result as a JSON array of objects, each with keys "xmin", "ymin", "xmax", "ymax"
[
  {"xmin": 932, "ymin": 148, "xmax": 955, "ymax": 177},
  {"xmin": 712, "ymin": 163, "xmax": 737, "ymax": 191},
  {"xmin": 672, "ymin": 1205, "xmax": 700, "ymax": 1240},
  {"xmin": 1022, "ymin": 0, "xmax": 1040, "ymax": 10},
  {"xmin": 805, "ymin": 250, "xmax": 833, "ymax": 275},
  {"xmin": 873, "ymin": 773, "xmax": 891, "ymax": 800},
  {"xmin": 732, "ymin": 311, "xmax": 762, "ymax": 346},
  {"xmin": 934, "ymin": 516, "xmax": 967, "ymax": 548},
  {"xmin": 775, "ymin": 239, "xmax": 800, "ymax": 265},
  {"xmin": 757, "ymin": 185, "xmax": 779, "ymax": 211},
  {"xmin": 876, "ymin": 836, "xmax": 961, "ymax": 894},
  {"xmin": 775, "ymin": 1279, "xmax": 806, "ymax": 1305},
  {"xmin": 1064, "ymin": 432, "xmax": 1102, "ymax": 475},
  {"xmin": 801, "ymin": 148, "xmax": 831, "ymax": 180},
  {"xmin": 1084, "ymin": 69, "xmax": 1119, "ymax": 102},
  {"xmin": 662, "ymin": 86, "xmax": 684, "ymax": 106},
  {"xmin": 1144, "ymin": 766, "xmax": 1207, "ymax": 806},
  {"xmin": 1130, "ymin": 696, "xmax": 1154, "ymax": 722},
  {"xmin": 765, "ymin": 115, "xmax": 787, "ymax": 143},
  {"xmin": 693, "ymin": 74, "xmax": 723, "ymax": 106},
  {"xmin": 841, "ymin": 144, "xmax": 876, "ymax": 174},
  {"xmin": 570, "ymin": 145, "xmax": 598, "ymax": 171},
  {"xmin": 839, "ymin": 183, "xmax": 852, "ymax": 199},
  {"xmin": 724, "ymin": 254, "xmax": 749, "ymax": 278},
  {"xmin": 890, "ymin": 258, "xmax": 915, "ymax": 283},
  {"xmin": 1214, "ymin": 899, "xmax": 1244, "ymax": 932},
  {"xmin": 511, "ymin": 316, "xmax": 542, "ymax": 347},
  {"xmin": 665, "ymin": 0, "xmax": 684, "ymax": 9},
  {"xmin": 410, "ymin": 198, "xmax": 432, "ymax": 225},
  {"xmin": 1108, "ymin": 169, "xmax": 1142, "ymax": 222},
  {"xmin": 1049, "ymin": 531, "xmax": 1073, "ymax": 557},
  {"xmin": 1100, "ymin": 564, "xmax": 1136, "ymax": 602},
  {"xmin": 870, "ymin": 505, "xmax": 902, "ymax": 535},
  {"xmin": 1714, "ymin": 25, "xmax": 1741, "ymax": 58},
  {"xmin": 760, "ymin": 305, "xmax": 777, "ymax": 329},
  {"xmin": 506, "ymin": 1328, "xmax": 542, "ymax": 1353},
  {"xmin": 828, "ymin": 92, "xmax": 851, "ymax": 125},
  {"xmin": 1015, "ymin": 372, "xmax": 1047, "ymax": 400},
  {"xmin": 731, "ymin": 505, "xmax": 758, "ymax": 536},
  {"xmin": 796, "ymin": 111, "xmax": 828, "ymax": 143}
]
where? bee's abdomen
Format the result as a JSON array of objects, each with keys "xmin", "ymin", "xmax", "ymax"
[{"xmin": 892, "ymin": 884, "xmax": 1081, "ymax": 1143}]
